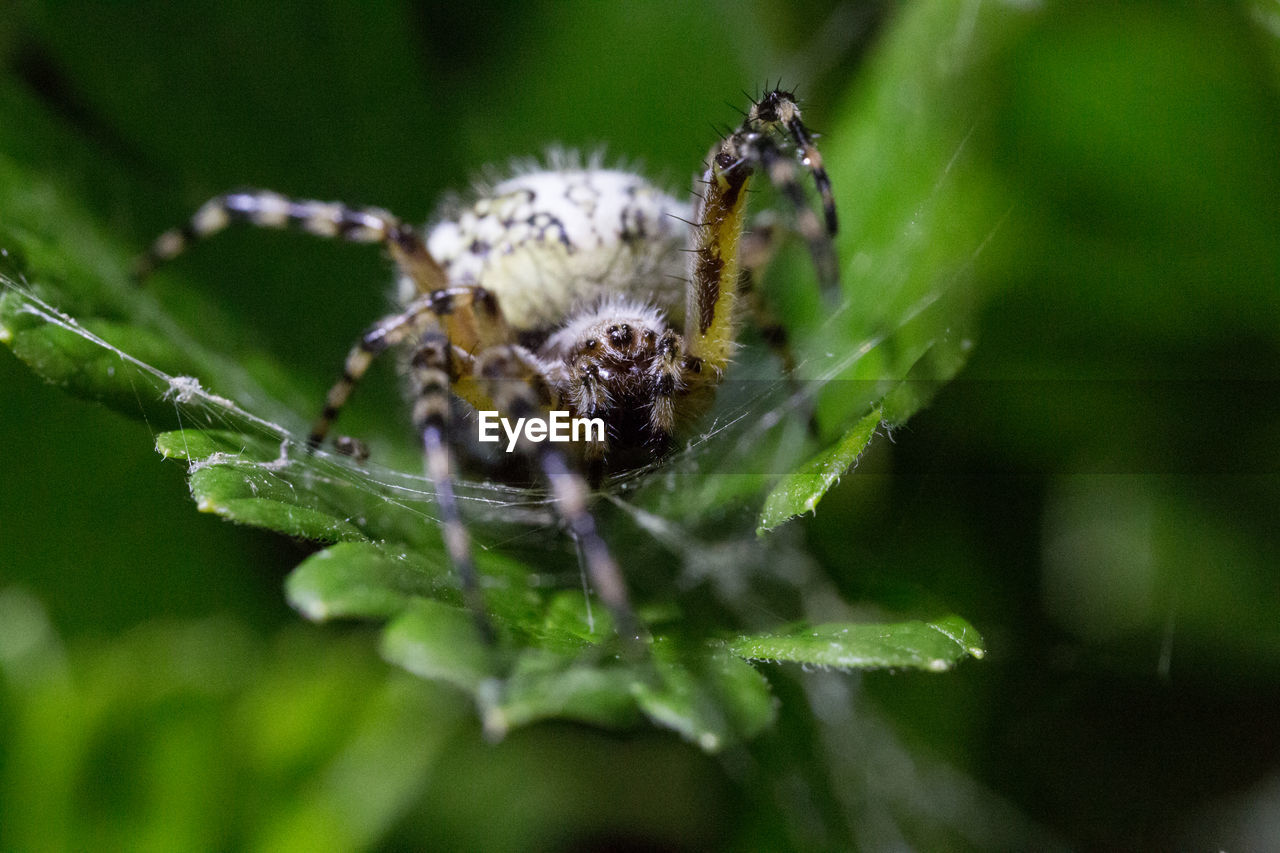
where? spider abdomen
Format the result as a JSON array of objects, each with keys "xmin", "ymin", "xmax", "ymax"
[{"xmin": 422, "ymin": 168, "xmax": 689, "ymax": 335}]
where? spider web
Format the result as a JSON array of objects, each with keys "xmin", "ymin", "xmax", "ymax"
[{"xmin": 0, "ymin": 257, "xmax": 783, "ymax": 526}]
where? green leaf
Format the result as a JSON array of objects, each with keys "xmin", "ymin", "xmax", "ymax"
[
  {"xmin": 757, "ymin": 406, "xmax": 882, "ymax": 534},
  {"xmin": 633, "ymin": 640, "xmax": 777, "ymax": 751},
  {"xmin": 880, "ymin": 330, "xmax": 975, "ymax": 427},
  {"xmin": 187, "ymin": 463, "xmax": 367, "ymax": 543},
  {"xmin": 295, "ymin": 538, "xmax": 777, "ymax": 749},
  {"xmin": 727, "ymin": 616, "xmax": 986, "ymax": 672},
  {"xmin": 381, "ymin": 599, "xmax": 497, "ymax": 695},
  {"xmin": 481, "ymin": 649, "xmax": 643, "ymax": 735},
  {"xmin": 287, "ymin": 541, "xmax": 450, "ymax": 621}
]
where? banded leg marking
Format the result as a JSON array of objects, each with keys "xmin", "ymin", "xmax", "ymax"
[
  {"xmin": 748, "ymin": 89, "xmax": 838, "ymax": 237},
  {"xmin": 648, "ymin": 329, "xmax": 689, "ymax": 441},
  {"xmin": 542, "ymin": 449, "xmax": 645, "ymax": 653},
  {"xmin": 476, "ymin": 347, "xmax": 646, "ymax": 654},
  {"xmin": 413, "ymin": 331, "xmax": 494, "ymax": 643},
  {"xmin": 753, "ymin": 135, "xmax": 837, "ymax": 289},
  {"xmin": 307, "ymin": 311, "xmax": 418, "ymax": 449},
  {"xmin": 307, "ymin": 286, "xmax": 506, "ymax": 450},
  {"xmin": 134, "ymin": 189, "xmax": 449, "ymax": 294},
  {"xmin": 421, "ymin": 285, "xmax": 512, "ymax": 353},
  {"xmin": 135, "ymin": 190, "xmax": 401, "ymax": 279},
  {"xmin": 686, "ymin": 88, "xmax": 841, "ymax": 371}
]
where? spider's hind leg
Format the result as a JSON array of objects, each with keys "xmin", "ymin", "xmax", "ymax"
[
  {"xmin": 739, "ymin": 215, "xmax": 799, "ymax": 375},
  {"xmin": 739, "ymin": 216, "xmax": 820, "ymax": 436}
]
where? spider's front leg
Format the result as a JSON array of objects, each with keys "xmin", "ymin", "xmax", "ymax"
[
  {"xmin": 684, "ymin": 88, "xmax": 841, "ymax": 376},
  {"xmin": 736, "ymin": 89, "xmax": 839, "ymax": 289},
  {"xmin": 408, "ymin": 327, "xmax": 494, "ymax": 643},
  {"xmin": 477, "ymin": 346, "xmax": 647, "ymax": 655},
  {"xmin": 307, "ymin": 285, "xmax": 507, "ymax": 450},
  {"xmin": 309, "ymin": 287, "xmax": 510, "ymax": 643},
  {"xmin": 135, "ymin": 190, "xmax": 504, "ymax": 639},
  {"xmin": 748, "ymin": 89, "xmax": 838, "ymax": 238},
  {"xmin": 136, "ymin": 188, "xmax": 461, "ymax": 450}
]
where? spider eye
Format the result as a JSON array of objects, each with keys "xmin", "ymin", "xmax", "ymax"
[{"xmin": 607, "ymin": 324, "xmax": 633, "ymax": 347}]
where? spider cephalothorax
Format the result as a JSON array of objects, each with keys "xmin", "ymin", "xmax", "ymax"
[
  {"xmin": 137, "ymin": 88, "xmax": 838, "ymax": 650},
  {"xmin": 542, "ymin": 297, "xmax": 707, "ymax": 469}
]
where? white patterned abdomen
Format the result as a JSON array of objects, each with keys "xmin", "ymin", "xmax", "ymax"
[{"xmin": 422, "ymin": 169, "xmax": 689, "ymax": 333}]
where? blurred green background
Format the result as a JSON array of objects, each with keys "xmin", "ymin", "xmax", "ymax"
[{"xmin": 3, "ymin": 0, "xmax": 1279, "ymax": 849}]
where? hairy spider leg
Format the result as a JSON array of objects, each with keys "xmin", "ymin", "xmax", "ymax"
[
  {"xmin": 133, "ymin": 190, "xmax": 534, "ymax": 646},
  {"xmin": 686, "ymin": 89, "xmax": 840, "ymax": 376},
  {"xmin": 541, "ymin": 449, "xmax": 645, "ymax": 655},
  {"xmin": 648, "ymin": 329, "xmax": 697, "ymax": 442},
  {"xmin": 308, "ymin": 306, "xmax": 415, "ymax": 449},
  {"xmin": 304, "ymin": 297, "xmax": 500, "ymax": 642},
  {"xmin": 739, "ymin": 217, "xmax": 822, "ymax": 437},
  {"xmin": 133, "ymin": 190, "xmax": 447, "ymax": 293},
  {"xmin": 411, "ymin": 329, "xmax": 494, "ymax": 644},
  {"xmin": 477, "ymin": 345, "xmax": 647, "ymax": 656},
  {"xmin": 307, "ymin": 286, "xmax": 507, "ymax": 449},
  {"xmin": 749, "ymin": 90, "xmax": 838, "ymax": 236},
  {"xmin": 729, "ymin": 90, "xmax": 840, "ymax": 292},
  {"xmin": 751, "ymin": 132, "xmax": 838, "ymax": 289},
  {"xmin": 685, "ymin": 138, "xmax": 752, "ymax": 376}
]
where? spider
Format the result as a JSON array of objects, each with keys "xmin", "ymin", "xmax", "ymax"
[{"xmin": 135, "ymin": 88, "xmax": 838, "ymax": 652}]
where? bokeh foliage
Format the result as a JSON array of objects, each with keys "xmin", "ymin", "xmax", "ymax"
[{"xmin": 3, "ymin": 1, "xmax": 1279, "ymax": 849}]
